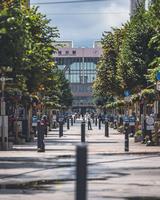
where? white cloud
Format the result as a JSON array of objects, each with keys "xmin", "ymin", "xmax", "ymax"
[{"xmin": 30, "ymin": 0, "xmax": 130, "ymax": 46}]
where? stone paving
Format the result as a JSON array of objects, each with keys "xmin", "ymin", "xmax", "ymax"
[{"xmin": 0, "ymin": 119, "xmax": 160, "ymax": 200}]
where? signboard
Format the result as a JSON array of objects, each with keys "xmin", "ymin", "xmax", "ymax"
[
  {"xmin": 156, "ymin": 81, "xmax": 160, "ymax": 91},
  {"xmin": 146, "ymin": 116, "xmax": 154, "ymax": 131},
  {"xmin": 124, "ymin": 96, "xmax": 131, "ymax": 102},
  {"xmin": 32, "ymin": 116, "xmax": 38, "ymax": 127}
]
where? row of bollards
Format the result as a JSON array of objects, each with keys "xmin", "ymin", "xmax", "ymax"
[
  {"xmin": 37, "ymin": 117, "xmax": 129, "ymax": 153},
  {"xmin": 37, "ymin": 117, "xmax": 75, "ymax": 152},
  {"xmin": 76, "ymin": 120, "xmax": 130, "ymax": 200},
  {"xmin": 37, "ymin": 116, "xmax": 129, "ymax": 200}
]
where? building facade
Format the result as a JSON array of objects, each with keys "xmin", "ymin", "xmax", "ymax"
[
  {"xmin": 130, "ymin": 0, "xmax": 154, "ymax": 16},
  {"xmin": 54, "ymin": 41, "xmax": 102, "ymax": 113},
  {"xmin": 130, "ymin": 0, "xmax": 144, "ymax": 16}
]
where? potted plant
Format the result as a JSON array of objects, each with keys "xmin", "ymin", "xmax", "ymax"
[
  {"xmin": 117, "ymin": 125, "xmax": 124, "ymax": 134},
  {"xmin": 134, "ymin": 130, "xmax": 143, "ymax": 142}
]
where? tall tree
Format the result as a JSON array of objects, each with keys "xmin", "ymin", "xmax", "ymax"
[
  {"xmin": 93, "ymin": 28, "xmax": 124, "ymax": 102},
  {"xmin": 117, "ymin": 6, "xmax": 157, "ymax": 93},
  {"xmin": 147, "ymin": 0, "xmax": 160, "ymax": 82}
]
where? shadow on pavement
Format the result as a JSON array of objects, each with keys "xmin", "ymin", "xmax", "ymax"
[{"xmin": 126, "ymin": 197, "xmax": 160, "ymax": 200}]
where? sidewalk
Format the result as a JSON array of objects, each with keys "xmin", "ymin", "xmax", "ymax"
[
  {"xmin": 0, "ymin": 120, "xmax": 160, "ymax": 200},
  {"xmin": 1, "ymin": 119, "xmax": 159, "ymax": 156}
]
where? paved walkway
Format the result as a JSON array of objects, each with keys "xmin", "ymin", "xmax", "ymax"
[{"xmin": 0, "ymin": 119, "xmax": 160, "ymax": 200}]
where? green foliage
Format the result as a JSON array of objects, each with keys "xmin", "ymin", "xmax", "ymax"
[
  {"xmin": 140, "ymin": 88, "xmax": 156, "ymax": 102},
  {"xmin": 106, "ymin": 100, "xmax": 125, "ymax": 109},
  {"xmin": 131, "ymin": 94, "xmax": 140, "ymax": 103},
  {"xmin": 93, "ymin": 28, "xmax": 124, "ymax": 98},
  {"xmin": 0, "ymin": 3, "xmax": 72, "ymax": 109},
  {"xmin": 94, "ymin": 1, "xmax": 159, "ymax": 103},
  {"xmin": 54, "ymin": 70, "xmax": 73, "ymax": 108},
  {"xmin": 117, "ymin": 6, "xmax": 157, "ymax": 93},
  {"xmin": 147, "ymin": 0, "xmax": 160, "ymax": 82},
  {"xmin": 135, "ymin": 130, "xmax": 143, "ymax": 136}
]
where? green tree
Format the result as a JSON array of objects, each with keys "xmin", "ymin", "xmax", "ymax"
[
  {"xmin": 117, "ymin": 5, "xmax": 157, "ymax": 93},
  {"xmin": 56, "ymin": 70, "xmax": 73, "ymax": 108},
  {"xmin": 0, "ymin": 3, "xmax": 59, "ymax": 96},
  {"xmin": 93, "ymin": 28, "xmax": 124, "ymax": 104},
  {"xmin": 147, "ymin": 0, "xmax": 160, "ymax": 82}
]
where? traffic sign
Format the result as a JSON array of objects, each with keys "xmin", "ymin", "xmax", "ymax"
[
  {"xmin": 156, "ymin": 71, "xmax": 160, "ymax": 81},
  {"xmin": 146, "ymin": 116, "xmax": 154, "ymax": 125},
  {"xmin": 124, "ymin": 90, "xmax": 130, "ymax": 97},
  {"xmin": 146, "ymin": 116, "xmax": 154, "ymax": 131}
]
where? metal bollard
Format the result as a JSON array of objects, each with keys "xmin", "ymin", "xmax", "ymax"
[
  {"xmin": 71, "ymin": 117, "xmax": 73, "ymax": 126},
  {"xmin": 95, "ymin": 117, "xmax": 97, "ymax": 126},
  {"xmin": 124, "ymin": 124, "xmax": 129, "ymax": 152},
  {"xmin": 74, "ymin": 116, "xmax": 76, "ymax": 123},
  {"xmin": 67, "ymin": 118, "xmax": 70, "ymax": 129},
  {"xmin": 59, "ymin": 121, "xmax": 63, "ymax": 137},
  {"xmin": 76, "ymin": 144, "xmax": 87, "ymax": 200},
  {"xmin": 105, "ymin": 121, "xmax": 109, "ymax": 137},
  {"xmin": 98, "ymin": 119, "xmax": 101, "ymax": 130},
  {"xmin": 81, "ymin": 121, "xmax": 86, "ymax": 143},
  {"xmin": 37, "ymin": 121, "xmax": 45, "ymax": 152}
]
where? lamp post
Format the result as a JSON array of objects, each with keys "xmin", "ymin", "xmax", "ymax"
[{"xmin": 0, "ymin": 75, "xmax": 13, "ymax": 150}]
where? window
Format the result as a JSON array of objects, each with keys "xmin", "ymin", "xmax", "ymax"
[
  {"xmin": 65, "ymin": 51, "xmax": 69, "ymax": 55},
  {"xmin": 72, "ymin": 50, "xmax": 76, "ymax": 55},
  {"xmin": 58, "ymin": 51, "xmax": 62, "ymax": 55}
]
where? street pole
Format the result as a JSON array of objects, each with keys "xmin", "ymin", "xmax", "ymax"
[{"xmin": 0, "ymin": 75, "xmax": 12, "ymax": 150}]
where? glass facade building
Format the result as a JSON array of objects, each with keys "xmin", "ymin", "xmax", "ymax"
[{"xmin": 54, "ymin": 41, "xmax": 102, "ymax": 113}]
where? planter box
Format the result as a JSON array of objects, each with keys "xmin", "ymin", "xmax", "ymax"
[{"xmin": 134, "ymin": 135, "xmax": 143, "ymax": 142}]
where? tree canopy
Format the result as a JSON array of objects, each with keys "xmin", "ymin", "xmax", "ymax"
[
  {"xmin": 93, "ymin": 0, "xmax": 160, "ymax": 107},
  {"xmin": 0, "ymin": 2, "xmax": 73, "ymax": 109}
]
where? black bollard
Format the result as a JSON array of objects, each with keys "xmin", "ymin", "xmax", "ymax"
[
  {"xmin": 76, "ymin": 144, "xmax": 87, "ymax": 200},
  {"xmin": 74, "ymin": 116, "xmax": 76, "ymax": 123},
  {"xmin": 93, "ymin": 117, "xmax": 95, "ymax": 124},
  {"xmin": 95, "ymin": 117, "xmax": 97, "ymax": 126},
  {"xmin": 98, "ymin": 119, "xmax": 101, "ymax": 130},
  {"xmin": 71, "ymin": 117, "xmax": 73, "ymax": 126},
  {"xmin": 59, "ymin": 121, "xmax": 63, "ymax": 137},
  {"xmin": 124, "ymin": 123, "xmax": 129, "ymax": 152},
  {"xmin": 105, "ymin": 121, "xmax": 109, "ymax": 137},
  {"xmin": 67, "ymin": 118, "xmax": 70, "ymax": 129},
  {"xmin": 81, "ymin": 121, "xmax": 86, "ymax": 143},
  {"xmin": 37, "ymin": 121, "xmax": 45, "ymax": 152}
]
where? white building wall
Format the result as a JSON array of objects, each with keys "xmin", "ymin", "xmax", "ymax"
[{"xmin": 130, "ymin": 0, "xmax": 144, "ymax": 17}]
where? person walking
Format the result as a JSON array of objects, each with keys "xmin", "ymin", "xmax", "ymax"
[
  {"xmin": 41, "ymin": 115, "xmax": 49, "ymax": 136},
  {"xmin": 87, "ymin": 113, "xmax": 92, "ymax": 130}
]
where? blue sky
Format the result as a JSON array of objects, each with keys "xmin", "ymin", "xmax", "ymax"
[{"xmin": 30, "ymin": 0, "xmax": 130, "ymax": 47}]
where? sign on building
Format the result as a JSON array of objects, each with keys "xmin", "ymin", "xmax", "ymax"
[{"xmin": 146, "ymin": 116, "xmax": 154, "ymax": 131}]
